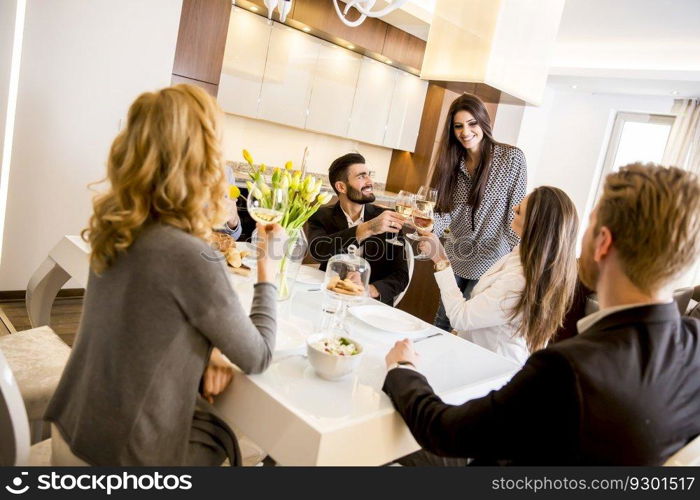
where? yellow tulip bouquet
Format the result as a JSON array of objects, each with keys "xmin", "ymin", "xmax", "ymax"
[{"xmin": 242, "ymin": 149, "xmax": 333, "ymax": 298}]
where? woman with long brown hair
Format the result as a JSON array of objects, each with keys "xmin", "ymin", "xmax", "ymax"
[
  {"xmin": 419, "ymin": 186, "xmax": 579, "ymax": 363},
  {"xmin": 430, "ymin": 93, "xmax": 527, "ymax": 331},
  {"xmin": 45, "ymin": 84, "xmax": 282, "ymax": 466}
]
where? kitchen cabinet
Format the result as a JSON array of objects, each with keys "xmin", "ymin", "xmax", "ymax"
[
  {"xmin": 347, "ymin": 57, "xmax": 397, "ymax": 146},
  {"xmin": 218, "ymin": 7, "xmax": 272, "ymax": 118},
  {"xmin": 383, "ymin": 71, "xmax": 428, "ymax": 151},
  {"xmin": 217, "ymin": 9, "xmax": 427, "ymax": 151},
  {"xmin": 305, "ymin": 41, "xmax": 362, "ymax": 137},
  {"xmin": 258, "ymin": 23, "xmax": 321, "ymax": 129}
]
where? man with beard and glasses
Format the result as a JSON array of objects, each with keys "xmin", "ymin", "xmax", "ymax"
[
  {"xmin": 381, "ymin": 163, "xmax": 700, "ymax": 465},
  {"xmin": 307, "ymin": 153, "xmax": 409, "ymax": 305}
]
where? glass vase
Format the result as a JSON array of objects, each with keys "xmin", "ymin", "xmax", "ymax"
[{"xmin": 276, "ymin": 228, "xmax": 308, "ymax": 301}]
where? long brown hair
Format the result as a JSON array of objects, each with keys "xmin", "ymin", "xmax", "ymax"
[
  {"xmin": 510, "ymin": 186, "xmax": 579, "ymax": 352},
  {"xmin": 432, "ymin": 93, "xmax": 499, "ymax": 214},
  {"xmin": 83, "ymin": 84, "xmax": 227, "ymax": 273}
]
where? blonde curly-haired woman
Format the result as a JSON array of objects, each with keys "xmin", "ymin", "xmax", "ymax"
[{"xmin": 46, "ymin": 85, "xmax": 281, "ymax": 466}]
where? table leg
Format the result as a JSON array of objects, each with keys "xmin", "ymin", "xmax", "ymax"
[{"xmin": 26, "ymin": 258, "xmax": 71, "ymax": 328}]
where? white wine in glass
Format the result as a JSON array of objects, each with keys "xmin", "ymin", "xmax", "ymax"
[
  {"xmin": 247, "ymin": 186, "xmax": 287, "ymax": 225},
  {"xmin": 416, "ymin": 186, "xmax": 438, "ymax": 211},
  {"xmin": 410, "ymin": 199, "xmax": 434, "ymax": 260},
  {"xmin": 387, "ymin": 190, "xmax": 415, "ymax": 246}
]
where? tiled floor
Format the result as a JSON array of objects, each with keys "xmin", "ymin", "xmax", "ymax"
[{"xmin": 0, "ymin": 298, "xmax": 82, "ymax": 346}]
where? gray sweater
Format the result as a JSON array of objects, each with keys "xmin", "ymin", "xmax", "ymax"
[{"xmin": 45, "ymin": 224, "xmax": 276, "ymax": 465}]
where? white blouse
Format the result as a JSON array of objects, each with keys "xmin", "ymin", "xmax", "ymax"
[{"xmin": 434, "ymin": 247, "xmax": 529, "ymax": 364}]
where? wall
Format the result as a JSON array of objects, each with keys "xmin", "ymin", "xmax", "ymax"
[
  {"xmin": 0, "ymin": 0, "xmax": 182, "ymax": 291},
  {"xmin": 0, "ymin": 0, "xmax": 18, "ymax": 182},
  {"xmin": 515, "ymin": 88, "xmax": 674, "ymax": 219},
  {"xmin": 221, "ymin": 114, "xmax": 393, "ymax": 182},
  {"xmin": 0, "ymin": 0, "xmax": 21, "ymax": 259}
]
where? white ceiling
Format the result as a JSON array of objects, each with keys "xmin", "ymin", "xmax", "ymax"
[{"xmin": 377, "ymin": 0, "xmax": 700, "ymax": 97}]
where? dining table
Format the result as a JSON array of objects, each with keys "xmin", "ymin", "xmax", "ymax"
[
  {"xmin": 216, "ymin": 264, "xmax": 520, "ymax": 466},
  {"xmin": 25, "ymin": 235, "xmax": 520, "ymax": 466}
]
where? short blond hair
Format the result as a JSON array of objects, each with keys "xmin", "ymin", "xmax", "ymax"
[
  {"xmin": 596, "ymin": 163, "xmax": 700, "ymax": 293},
  {"xmin": 83, "ymin": 84, "xmax": 227, "ymax": 273}
]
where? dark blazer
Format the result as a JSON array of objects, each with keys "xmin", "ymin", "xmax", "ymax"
[
  {"xmin": 307, "ymin": 202, "xmax": 409, "ymax": 306},
  {"xmin": 383, "ymin": 302, "xmax": 700, "ymax": 465}
]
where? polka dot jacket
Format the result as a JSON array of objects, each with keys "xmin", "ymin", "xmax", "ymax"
[{"xmin": 433, "ymin": 143, "xmax": 527, "ymax": 280}]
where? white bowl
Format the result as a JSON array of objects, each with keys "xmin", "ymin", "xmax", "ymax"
[{"xmin": 306, "ymin": 334, "xmax": 364, "ymax": 381}]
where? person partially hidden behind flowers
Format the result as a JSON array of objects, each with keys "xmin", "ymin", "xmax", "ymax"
[
  {"xmin": 45, "ymin": 84, "xmax": 284, "ymax": 466},
  {"xmin": 383, "ymin": 163, "xmax": 700, "ymax": 465}
]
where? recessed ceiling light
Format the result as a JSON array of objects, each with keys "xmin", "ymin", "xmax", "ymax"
[
  {"xmin": 671, "ymin": 90, "xmax": 679, "ymax": 95},
  {"xmin": 250, "ymin": 6, "xmax": 259, "ymax": 11},
  {"xmin": 347, "ymin": 44, "xmax": 355, "ymax": 50},
  {"xmin": 302, "ymin": 26, "xmax": 311, "ymax": 32}
]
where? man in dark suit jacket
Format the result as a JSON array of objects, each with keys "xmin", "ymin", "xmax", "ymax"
[
  {"xmin": 382, "ymin": 163, "xmax": 700, "ymax": 465},
  {"xmin": 307, "ymin": 153, "xmax": 409, "ymax": 306}
]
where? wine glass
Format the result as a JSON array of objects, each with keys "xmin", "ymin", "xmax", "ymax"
[
  {"xmin": 417, "ymin": 186, "xmax": 438, "ymax": 211},
  {"xmin": 387, "ymin": 190, "xmax": 415, "ymax": 246},
  {"xmin": 247, "ymin": 186, "xmax": 287, "ymax": 225},
  {"xmin": 410, "ymin": 199, "xmax": 434, "ymax": 260}
]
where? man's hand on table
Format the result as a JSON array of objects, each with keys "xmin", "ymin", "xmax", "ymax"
[
  {"xmin": 385, "ymin": 339, "xmax": 420, "ymax": 370},
  {"xmin": 202, "ymin": 347, "xmax": 234, "ymax": 404}
]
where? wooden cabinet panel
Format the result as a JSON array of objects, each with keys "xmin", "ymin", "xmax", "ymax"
[
  {"xmin": 172, "ymin": 0, "xmax": 232, "ymax": 84},
  {"xmin": 292, "ymin": 0, "xmax": 387, "ymax": 54},
  {"xmin": 305, "ymin": 41, "xmax": 362, "ymax": 137},
  {"xmin": 348, "ymin": 57, "xmax": 396, "ymax": 145},
  {"xmin": 218, "ymin": 7, "xmax": 272, "ymax": 118},
  {"xmin": 258, "ymin": 23, "xmax": 321, "ymax": 129},
  {"xmin": 381, "ymin": 25, "xmax": 426, "ymax": 71},
  {"xmin": 171, "ymin": 74, "xmax": 218, "ymax": 97}
]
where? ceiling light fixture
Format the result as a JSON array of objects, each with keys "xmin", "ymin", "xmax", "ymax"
[
  {"xmin": 386, "ymin": 59, "xmax": 393, "ymax": 64},
  {"xmin": 302, "ymin": 26, "xmax": 311, "ymax": 32},
  {"xmin": 258, "ymin": 1, "xmax": 412, "ymax": 28},
  {"xmin": 347, "ymin": 44, "xmax": 355, "ymax": 50},
  {"xmin": 571, "ymin": 85, "xmax": 578, "ymax": 89}
]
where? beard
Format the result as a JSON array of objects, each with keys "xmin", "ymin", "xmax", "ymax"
[
  {"xmin": 578, "ymin": 235, "xmax": 599, "ymax": 291},
  {"xmin": 347, "ymin": 185, "xmax": 375, "ymax": 204}
]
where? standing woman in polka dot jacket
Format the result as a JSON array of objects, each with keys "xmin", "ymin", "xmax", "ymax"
[{"xmin": 430, "ymin": 93, "xmax": 527, "ymax": 331}]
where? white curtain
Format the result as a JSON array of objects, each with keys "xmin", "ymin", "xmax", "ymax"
[
  {"xmin": 664, "ymin": 99, "xmax": 700, "ymax": 289},
  {"xmin": 662, "ymin": 98, "xmax": 700, "ymax": 175}
]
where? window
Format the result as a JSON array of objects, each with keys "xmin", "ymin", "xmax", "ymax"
[{"xmin": 593, "ymin": 112, "xmax": 675, "ymax": 201}]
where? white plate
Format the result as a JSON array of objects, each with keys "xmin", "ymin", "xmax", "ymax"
[
  {"xmin": 236, "ymin": 241, "xmax": 257, "ymax": 268},
  {"xmin": 295, "ymin": 265, "xmax": 324, "ymax": 285},
  {"xmin": 347, "ymin": 304, "xmax": 431, "ymax": 334}
]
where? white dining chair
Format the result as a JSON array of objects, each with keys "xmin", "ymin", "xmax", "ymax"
[
  {"xmin": 0, "ymin": 326, "xmax": 71, "ymax": 443},
  {"xmin": 664, "ymin": 434, "xmax": 700, "ymax": 466},
  {"xmin": 0, "ymin": 349, "xmax": 52, "ymax": 466},
  {"xmin": 393, "ymin": 241, "xmax": 415, "ymax": 307}
]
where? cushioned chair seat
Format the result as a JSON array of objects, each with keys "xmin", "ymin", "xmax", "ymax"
[
  {"xmin": 28, "ymin": 439, "xmax": 52, "ymax": 466},
  {"xmin": 0, "ymin": 326, "xmax": 70, "ymax": 421}
]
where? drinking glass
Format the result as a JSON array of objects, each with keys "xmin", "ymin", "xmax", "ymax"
[
  {"xmin": 387, "ymin": 190, "xmax": 415, "ymax": 246},
  {"xmin": 416, "ymin": 186, "xmax": 438, "ymax": 212},
  {"xmin": 247, "ymin": 186, "xmax": 287, "ymax": 224},
  {"xmin": 410, "ymin": 199, "xmax": 434, "ymax": 260}
]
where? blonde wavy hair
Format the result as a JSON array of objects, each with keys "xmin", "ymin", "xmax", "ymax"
[{"xmin": 83, "ymin": 84, "xmax": 227, "ymax": 273}]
